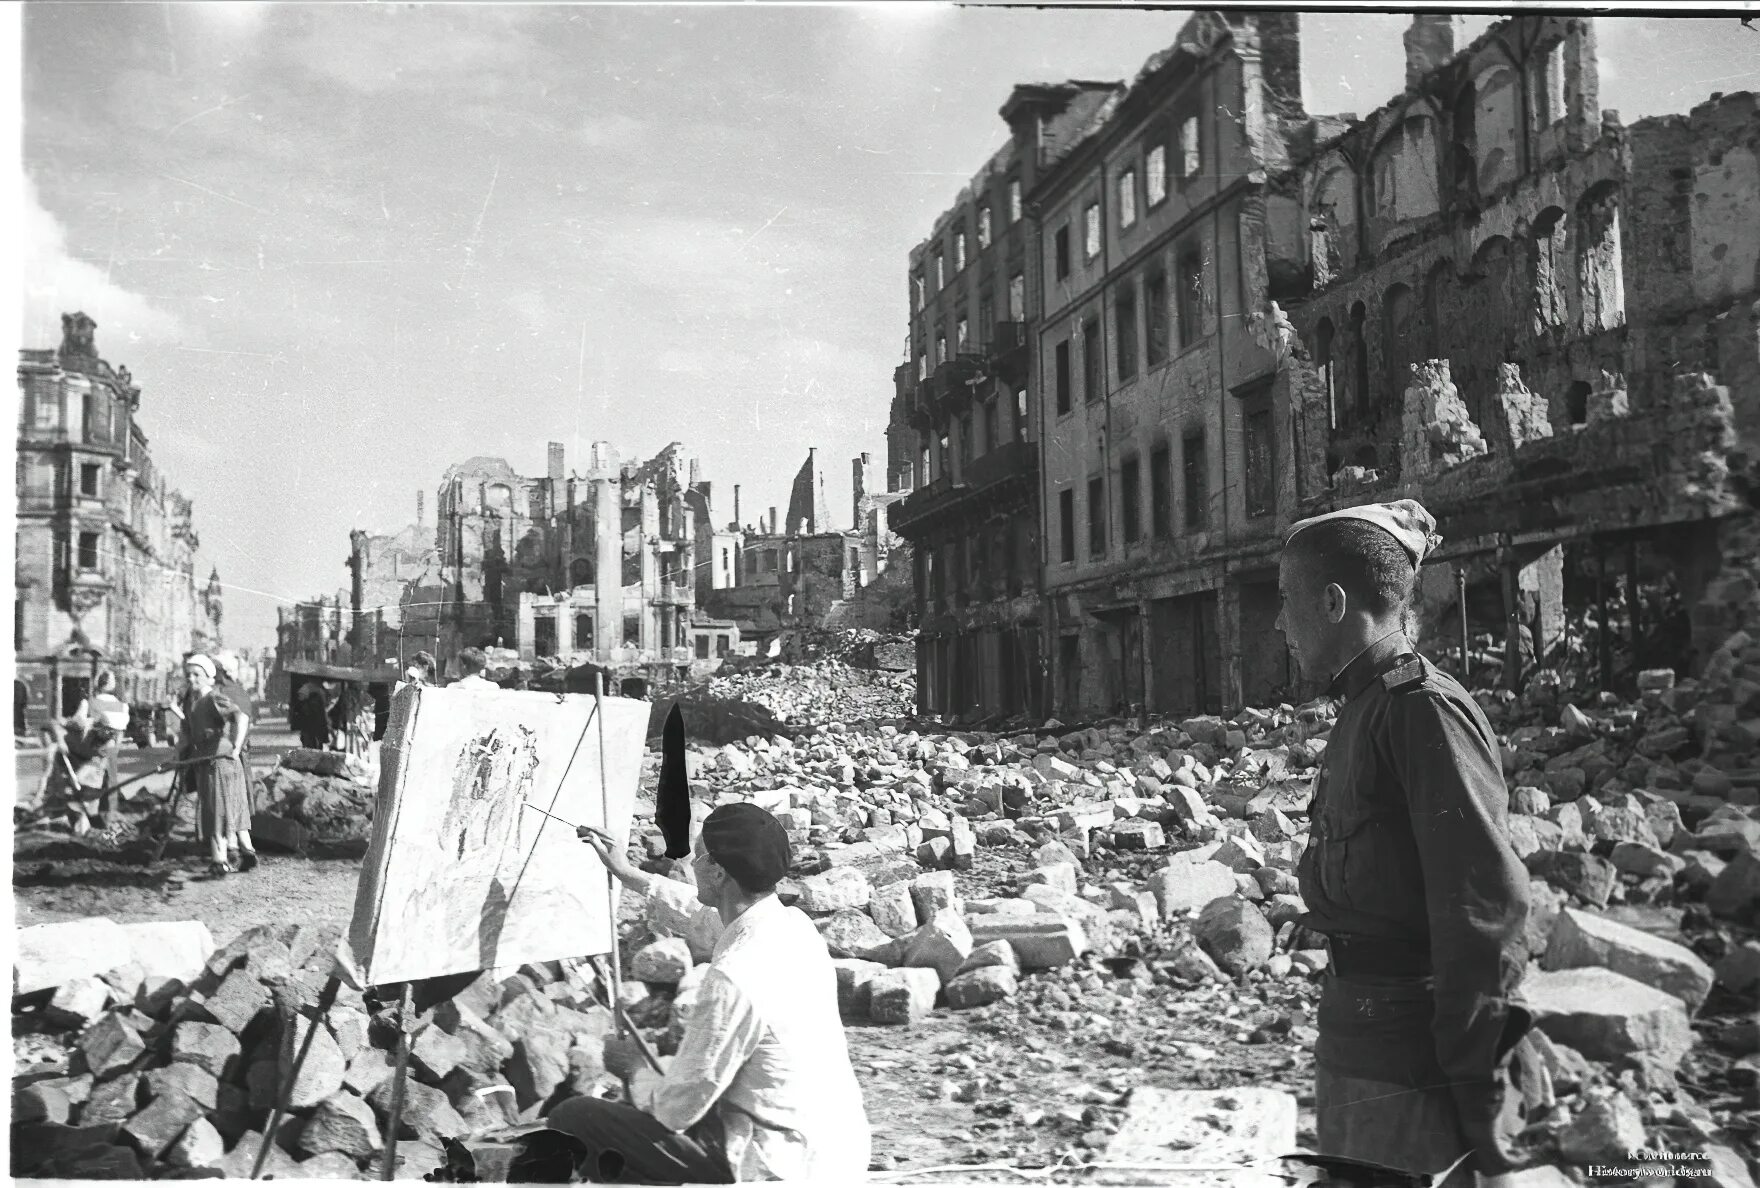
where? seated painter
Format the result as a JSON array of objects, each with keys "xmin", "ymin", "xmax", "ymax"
[{"xmin": 545, "ymin": 804, "xmax": 871, "ymax": 1184}]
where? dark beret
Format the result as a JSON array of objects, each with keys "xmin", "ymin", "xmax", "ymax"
[{"xmin": 700, "ymin": 803, "xmax": 791, "ymax": 893}]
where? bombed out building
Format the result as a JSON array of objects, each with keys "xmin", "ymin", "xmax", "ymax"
[
  {"xmin": 15, "ymin": 314, "xmax": 224, "ymax": 730},
  {"xmin": 275, "ymin": 441, "xmax": 735, "ymax": 689},
  {"xmin": 1265, "ymin": 15, "xmax": 1759, "ymax": 695},
  {"xmin": 885, "ymin": 10, "xmax": 1759, "ymax": 722}
]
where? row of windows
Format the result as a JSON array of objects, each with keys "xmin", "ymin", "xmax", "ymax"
[
  {"xmin": 1052, "ymin": 393, "xmax": 1277, "ymax": 566},
  {"xmin": 917, "ymin": 390, "xmax": 1029, "ymax": 482},
  {"xmin": 1052, "ymin": 251, "xmax": 1206, "ymax": 415},
  {"xmin": 1053, "ymin": 115, "xmax": 1202, "ymax": 281},
  {"xmin": 1056, "ymin": 433, "xmax": 1210, "ymax": 564},
  {"xmin": 916, "ymin": 178, "xmax": 1026, "ymax": 309},
  {"xmin": 914, "ymin": 274, "xmax": 1028, "ymax": 380}
]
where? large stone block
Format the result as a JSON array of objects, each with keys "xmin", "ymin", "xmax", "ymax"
[
  {"xmin": 795, "ymin": 867, "xmax": 872, "ymax": 913},
  {"xmin": 1542, "ymin": 908, "xmax": 1714, "ymax": 1010},
  {"xmin": 901, "ymin": 908, "xmax": 974, "ymax": 985},
  {"xmin": 170, "ymin": 1022, "xmax": 241, "ymax": 1080},
  {"xmin": 1707, "ymin": 851, "xmax": 1760, "ymax": 923},
  {"xmin": 1147, "ymin": 861, "xmax": 1238, "ymax": 919},
  {"xmin": 278, "ymin": 1015, "xmax": 346, "ymax": 1110},
  {"xmin": 909, "ymin": 870, "xmax": 959, "ymax": 922},
  {"xmin": 866, "ymin": 968, "xmax": 940, "ymax": 1025},
  {"xmin": 832, "ymin": 959, "xmax": 887, "ymax": 1019},
  {"xmin": 121, "ymin": 1089, "xmax": 206, "ymax": 1160},
  {"xmin": 1194, "ymin": 898, "xmax": 1275, "ymax": 975},
  {"xmin": 945, "ymin": 966, "xmax": 1017, "ymax": 1009},
  {"xmin": 14, "ymin": 918, "xmax": 133, "ymax": 996},
  {"xmin": 298, "ymin": 1089, "xmax": 381, "ymax": 1158},
  {"xmin": 868, "ymin": 880, "xmax": 918, "ymax": 938},
  {"xmin": 1524, "ymin": 967, "xmax": 1693, "ymax": 1064},
  {"xmin": 817, "ymin": 910, "xmax": 897, "ymax": 963},
  {"xmin": 77, "ymin": 1013, "xmax": 144, "ymax": 1079},
  {"xmin": 967, "ymin": 914, "xmax": 1086, "ymax": 969}
]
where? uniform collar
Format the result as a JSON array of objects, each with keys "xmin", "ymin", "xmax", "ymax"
[{"xmin": 1329, "ymin": 631, "xmax": 1414, "ymax": 703}]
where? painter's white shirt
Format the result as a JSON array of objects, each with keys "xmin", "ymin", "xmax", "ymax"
[
  {"xmin": 635, "ymin": 877, "xmax": 871, "ymax": 1182},
  {"xmin": 451, "ymin": 674, "xmax": 494, "ymax": 690}
]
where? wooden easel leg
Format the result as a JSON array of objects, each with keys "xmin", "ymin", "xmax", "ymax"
[
  {"xmin": 379, "ymin": 981, "xmax": 414, "ymax": 1180},
  {"xmin": 253, "ymin": 975, "xmax": 343, "ymax": 1179}
]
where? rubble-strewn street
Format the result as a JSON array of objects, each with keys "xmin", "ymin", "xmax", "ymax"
[
  {"xmin": 15, "ymin": 4, "xmax": 1760, "ymax": 1185},
  {"xmin": 12, "ymin": 638, "xmax": 1758, "ymax": 1181}
]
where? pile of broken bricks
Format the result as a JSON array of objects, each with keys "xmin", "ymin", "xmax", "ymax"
[
  {"xmin": 618, "ymin": 662, "xmax": 1758, "ymax": 1178},
  {"xmin": 11, "ymin": 919, "xmax": 649, "ymax": 1180}
]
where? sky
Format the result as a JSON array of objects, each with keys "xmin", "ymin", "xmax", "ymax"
[{"xmin": 21, "ymin": 4, "xmax": 1760, "ymax": 650}]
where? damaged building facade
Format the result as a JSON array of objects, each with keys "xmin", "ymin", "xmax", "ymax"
[
  {"xmin": 1266, "ymin": 15, "xmax": 1760, "ymax": 693},
  {"xmin": 887, "ymin": 82, "xmax": 1089, "ymax": 720},
  {"xmin": 275, "ymin": 441, "xmax": 731, "ymax": 688},
  {"xmin": 702, "ymin": 448, "xmax": 899, "ymax": 648},
  {"xmin": 276, "ymin": 441, "xmax": 902, "ymax": 687},
  {"xmin": 15, "ymin": 314, "xmax": 224, "ymax": 729},
  {"xmin": 887, "ymin": 10, "xmax": 1759, "ymax": 720}
]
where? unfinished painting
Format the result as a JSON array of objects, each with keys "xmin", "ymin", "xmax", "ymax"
[{"xmin": 346, "ymin": 685, "xmax": 650, "ymax": 986}]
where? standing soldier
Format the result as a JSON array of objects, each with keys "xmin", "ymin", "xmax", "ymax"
[{"xmin": 1276, "ymin": 499, "xmax": 1537, "ymax": 1187}]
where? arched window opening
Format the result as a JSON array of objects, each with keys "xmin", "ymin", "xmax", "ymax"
[
  {"xmin": 1576, "ymin": 182, "xmax": 1625, "ymax": 334},
  {"xmin": 1531, "ymin": 207, "xmax": 1569, "ymax": 333},
  {"xmin": 1315, "ymin": 318, "xmax": 1337, "ymax": 429},
  {"xmin": 1382, "ymin": 284, "xmax": 1417, "ymax": 414}
]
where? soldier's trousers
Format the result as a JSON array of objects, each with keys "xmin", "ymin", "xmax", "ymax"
[{"xmin": 1315, "ymin": 1066, "xmax": 1474, "ymax": 1187}]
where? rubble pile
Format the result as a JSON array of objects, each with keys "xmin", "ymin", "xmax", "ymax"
[
  {"xmin": 250, "ymin": 749, "xmax": 377, "ymax": 853},
  {"xmin": 620, "ymin": 662, "xmax": 1758, "ymax": 1175},
  {"xmin": 701, "ymin": 658, "xmax": 915, "ymax": 727},
  {"xmin": 11, "ymin": 921, "xmax": 639, "ymax": 1180}
]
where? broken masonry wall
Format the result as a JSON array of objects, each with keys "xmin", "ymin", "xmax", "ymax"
[{"xmin": 1687, "ymin": 90, "xmax": 1760, "ymax": 310}]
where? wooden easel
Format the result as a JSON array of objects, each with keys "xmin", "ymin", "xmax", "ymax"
[{"xmin": 252, "ymin": 677, "xmax": 649, "ymax": 1179}]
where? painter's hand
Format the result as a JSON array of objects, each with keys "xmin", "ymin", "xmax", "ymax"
[
  {"xmin": 576, "ymin": 826, "xmax": 646, "ymax": 891},
  {"xmin": 602, "ymin": 1034, "xmax": 644, "ymax": 1082}
]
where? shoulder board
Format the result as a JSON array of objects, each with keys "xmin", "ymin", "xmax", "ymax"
[{"xmin": 1381, "ymin": 655, "xmax": 1426, "ymax": 692}]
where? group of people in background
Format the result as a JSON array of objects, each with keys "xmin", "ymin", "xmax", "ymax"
[{"xmin": 41, "ymin": 649, "xmax": 260, "ymax": 879}]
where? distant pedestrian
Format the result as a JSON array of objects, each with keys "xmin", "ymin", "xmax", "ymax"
[
  {"xmin": 453, "ymin": 647, "xmax": 494, "ymax": 690},
  {"xmin": 398, "ymin": 650, "xmax": 437, "ymax": 694},
  {"xmin": 212, "ymin": 651, "xmax": 257, "ymax": 790},
  {"xmin": 294, "ymin": 679, "xmax": 327, "ymax": 749},
  {"xmin": 179, "ymin": 654, "xmax": 258, "ymax": 876},
  {"xmin": 72, "ymin": 671, "xmax": 131, "ymax": 821}
]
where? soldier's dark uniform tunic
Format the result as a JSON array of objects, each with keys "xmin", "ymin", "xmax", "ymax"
[{"xmin": 1298, "ymin": 631, "xmax": 1532, "ymax": 1183}]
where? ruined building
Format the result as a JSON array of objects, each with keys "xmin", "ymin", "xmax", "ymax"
[
  {"xmin": 15, "ymin": 313, "xmax": 223, "ymax": 728},
  {"xmin": 887, "ymin": 81, "xmax": 1097, "ymax": 719},
  {"xmin": 701, "ymin": 448, "xmax": 900, "ymax": 648},
  {"xmin": 885, "ymin": 11, "xmax": 1759, "ymax": 720},
  {"xmin": 275, "ymin": 441, "xmax": 735, "ymax": 687},
  {"xmin": 1266, "ymin": 15, "xmax": 1759, "ymax": 693}
]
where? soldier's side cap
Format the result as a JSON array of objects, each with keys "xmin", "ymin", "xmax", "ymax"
[{"xmin": 1283, "ymin": 498, "xmax": 1442, "ymax": 568}]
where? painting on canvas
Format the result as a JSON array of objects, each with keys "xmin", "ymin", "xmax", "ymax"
[{"xmin": 346, "ymin": 685, "xmax": 650, "ymax": 986}]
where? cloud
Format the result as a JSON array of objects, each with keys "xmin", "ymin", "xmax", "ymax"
[
  {"xmin": 277, "ymin": 6, "xmax": 552, "ymax": 97},
  {"xmin": 21, "ymin": 177, "xmax": 182, "ymax": 345},
  {"xmin": 579, "ymin": 112, "xmax": 647, "ymax": 150}
]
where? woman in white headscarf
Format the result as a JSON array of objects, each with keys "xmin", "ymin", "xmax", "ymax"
[{"xmin": 178, "ymin": 654, "xmax": 258, "ymax": 876}]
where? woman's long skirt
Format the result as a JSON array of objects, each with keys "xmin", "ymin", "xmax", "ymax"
[{"xmin": 194, "ymin": 755, "xmax": 251, "ymax": 841}]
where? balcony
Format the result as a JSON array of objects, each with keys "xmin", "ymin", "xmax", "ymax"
[
  {"xmin": 651, "ymin": 582, "xmax": 693, "ymax": 608},
  {"xmin": 889, "ymin": 440, "xmax": 1037, "ymax": 537}
]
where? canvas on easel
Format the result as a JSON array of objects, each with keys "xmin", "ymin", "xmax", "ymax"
[{"xmin": 346, "ymin": 684, "xmax": 649, "ymax": 986}]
